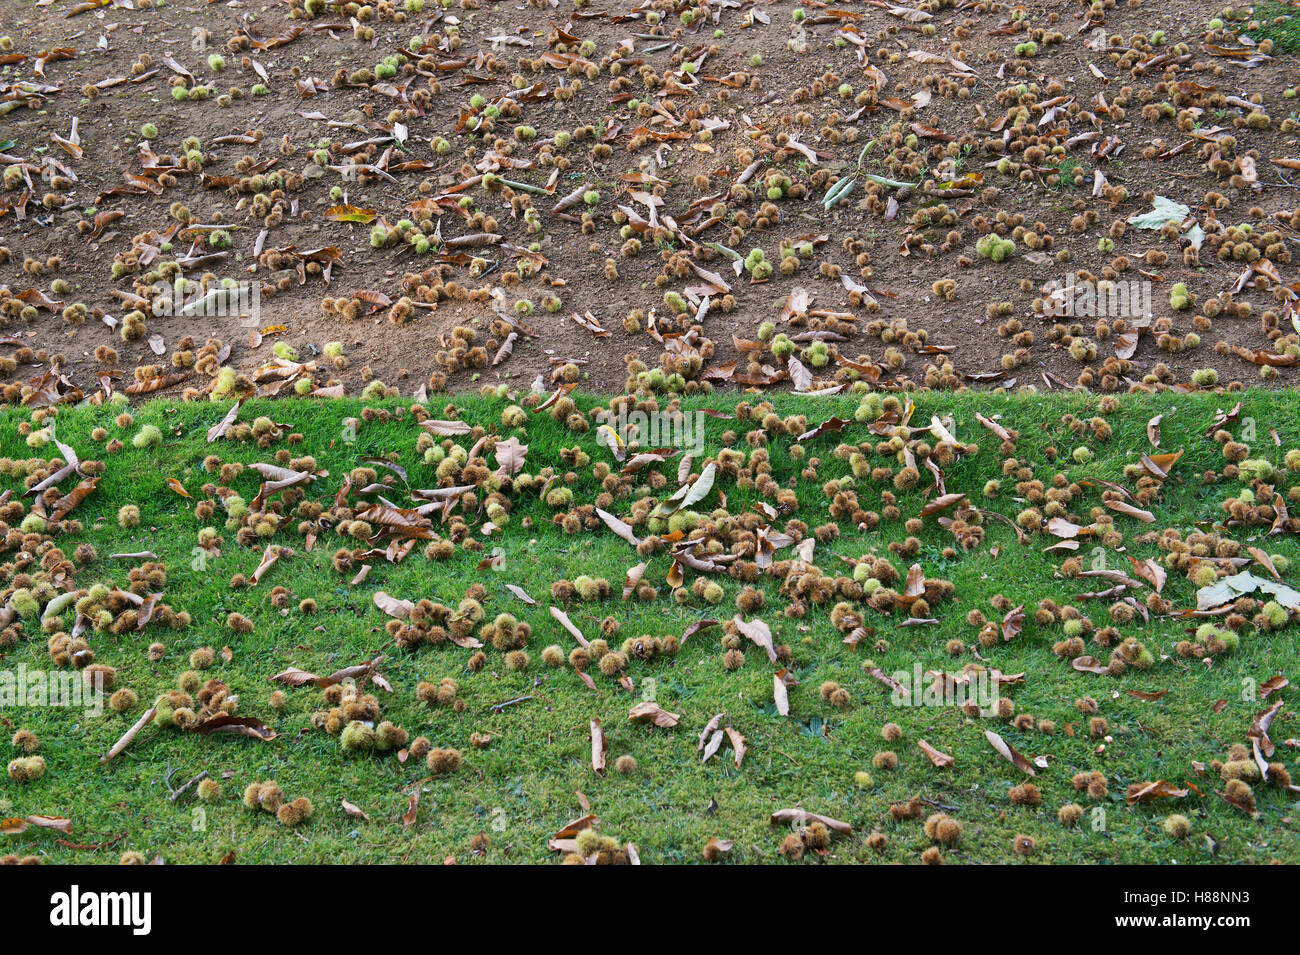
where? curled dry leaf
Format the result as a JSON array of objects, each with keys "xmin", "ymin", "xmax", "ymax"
[
  {"xmin": 590, "ymin": 718, "xmax": 607, "ymax": 776},
  {"xmin": 550, "ymin": 814, "xmax": 596, "ymax": 850},
  {"xmin": 920, "ymin": 492, "xmax": 967, "ymax": 517},
  {"xmin": 866, "ymin": 666, "xmax": 908, "ymax": 701},
  {"xmin": 773, "ymin": 671, "xmax": 791, "ymax": 716},
  {"xmin": 250, "ymin": 543, "xmax": 282, "ymax": 585},
  {"xmin": 550, "ymin": 605, "xmax": 589, "ymax": 646},
  {"xmin": 2, "ymin": 815, "xmax": 75, "ymax": 836},
  {"xmin": 1139, "ymin": 450, "xmax": 1183, "ymax": 480},
  {"xmin": 621, "ymin": 562, "xmax": 647, "ymax": 600},
  {"xmin": 207, "ymin": 401, "xmax": 242, "ymax": 442},
  {"xmin": 1106, "ymin": 499, "xmax": 1156, "ymax": 523},
  {"xmin": 1125, "ymin": 689, "xmax": 1168, "ymax": 702},
  {"xmin": 341, "ymin": 800, "xmax": 370, "ymax": 821},
  {"xmin": 1001, "ymin": 604, "xmax": 1025, "ymax": 642},
  {"xmin": 1248, "ymin": 701, "xmax": 1283, "ymax": 757},
  {"xmin": 1072, "ymin": 655, "xmax": 1111, "ymax": 675},
  {"xmin": 1259, "ymin": 674, "xmax": 1289, "ymax": 699},
  {"xmin": 985, "ymin": 729, "xmax": 1037, "ymax": 776},
  {"xmin": 628, "ymin": 701, "xmax": 680, "ymax": 728},
  {"xmin": 697, "ymin": 713, "xmax": 724, "ymax": 750},
  {"xmin": 192, "ymin": 713, "xmax": 277, "ymax": 741},
  {"xmin": 975, "ymin": 412, "xmax": 1012, "ymax": 442},
  {"xmin": 732, "ymin": 615, "xmax": 777, "ymax": 664},
  {"xmin": 421, "ymin": 419, "xmax": 472, "ymax": 437},
  {"xmin": 506, "ymin": 583, "xmax": 536, "ymax": 605},
  {"xmin": 1126, "ymin": 780, "xmax": 1189, "ymax": 805},
  {"xmin": 701, "ymin": 728, "xmax": 724, "ymax": 763},
  {"xmin": 1147, "ymin": 413, "xmax": 1162, "ymax": 447},
  {"xmin": 1129, "ymin": 557, "xmax": 1167, "ymax": 593},
  {"xmin": 124, "ymin": 371, "xmax": 188, "ymax": 395},
  {"xmin": 373, "ymin": 591, "xmax": 414, "ymax": 618},
  {"xmin": 725, "ymin": 726, "xmax": 747, "ymax": 769},
  {"xmin": 1047, "ymin": 517, "xmax": 1094, "ymax": 538},
  {"xmin": 402, "ymin": 791, "xmax": 419, "ymax": 827},
  {"xmin": 657, "ymin": 461, "xmax": 716, "ymax": 517},
  {"xmin": 918, "ymin": 739, "xmax": 954, "ymax": 768},
  {"xmin": 679, "ymin": 618, "xmax": 718, "ymax": 646},
  {"xmin": 48, "ymin": 477, "xmax": 97, "ymax": 522},
  {"xmin": 769, "ymin": 808, "xmax": 852, "ymax": 836},
  {"xmin": 596, "ymin": 507, "xmax": 641, "ymax": 547},
  {"xmin": 269, "ymin": 655, "xmax": 386, "ymax": 689},
  {"xmin": 796, "ymin": 416, "xmax": 851, "ymax": 443}
]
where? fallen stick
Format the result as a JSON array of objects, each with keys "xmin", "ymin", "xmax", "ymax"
[
  {"xmin": 101, "ymin": 705, "xmax": 156, "ymax": 764},
  {"xmin": 489, "ymin": 695, "xmax": 533, "ymax": 713},
  {"xmin": 921, "ymin": 796, "xmax": 961, "ymax": 812},
  {"xmin": 168, "ymin": 769, "xmax": 209, "ymax": 802}
]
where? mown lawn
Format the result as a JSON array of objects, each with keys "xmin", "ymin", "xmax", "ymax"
[{"xmin": 1, "ymin": 388, "xmax": 1298, "ymax": 864}]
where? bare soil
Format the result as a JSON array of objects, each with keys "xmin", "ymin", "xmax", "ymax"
[{"xmin": 1, "ymin": 0, "xmax": 1299, "ymax": 401}]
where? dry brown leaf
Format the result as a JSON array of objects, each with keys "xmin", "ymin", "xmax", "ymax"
[
  {"xmin": 402, "ymin": 791, "xmax": 419, "ymax": 827},
  {"xmin": 985, "ymin": 729, "xmax": 1037, "ymax": 775},
  {"xmin": 1125, "ymin": 689, "xmax": 1168, "ymax": 702},
  {"xmin": 1072, "ymin": 655, "xmax": 1111, "ymax": 675},
  {"xmin": 697, "ymin": 713, "xmax": 724, "ymax": 751},
  {"xmin": 1129, "ymin": 557, "xmax": 1167, "ymax": 593},
  {"xmin": 628, "ymin": 701, "xmax": 681, "ymax": 727},
  {"xmin": 975, "ymin": 412, "xmax": 1012, "ymax": 442},
  {"xmin": 336, "ymin": 801, "xmax": 368, "ymax": 823},
  {"xmin": 494, "ymin": 437, "xmax": 528, "ymax": 476},
  {"xmin": 918, "ymin": 739, "xmax": 954, "ymax": 768},
  {"xmin": 920, "ymin": 492, "xmax": 967, "ymax": 517},
  {"xmin": 2, "ymin": 815, "xmax": 75, "ymax": 836},
  {"xmin": 1106, "ymin": 499, "xmax": 1156, "ymax": 523},
  {"xmin": 596, "ymin": 507, "xmax": 641, "ymax": 547},
  {"xmin": 193, "ymin": 713, "xmax": 277, "ymax": 741},
  {"xmin": 769, "ymin": 808, "xmax": 852, "ymax": 835},
  {"xmin": 773, "ymin": 671, "xmax": 791, "ymax": 716},
  {"xmin": 1126, "ymin": 780, "xmax": 1188, "ymax": 805},
  {"xmin": 506, "ymin": 583, "xmax": 536, "ymax": 605},
  {"xmin": 373, "ymin": 591, "xmax": 414, "ymax": 618},
  {"xmin": 550, "ymin": 605, "xmax": 589, "ymax": 647},
  {"xmin": 1002, "ymin": 604, "xmax": 1025, "ymax": 642},
  {"xmin": 590, "ymin": 718, "xmax": 607, "ymax": 775},
  {"xmin": 701, "ymin": 729, "xmax": 724, "ymax": 763},
  {"xmin": 725, "ymin": 726, "xmax": 747, "ymax": 769},
  {"xmin": 732, "ymin": 615, "xmax": 778, "ymax": 664},
  {"xmin": 1260, "ymin": 674, "xmax": 1289, "ymax": 699},
  {"xmin": 207, "ymin": 401, "xmax": 242, "ymax": 442},
  {"xmin": 421, "ymin": 419, "xmax": 472, "ymax": 437}
]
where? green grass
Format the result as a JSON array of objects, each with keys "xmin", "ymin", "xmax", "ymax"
[
  {"xmin": 1046, "ymin": 156, "xmax": 1082, "ymax": 191},
  {"xmin": 1240, "ymin": 3, "xmax": 1300, "ymax": 53},
  {"xmin": 2, "ymin": 388, "xmax": 1300, "ymax": 864}
]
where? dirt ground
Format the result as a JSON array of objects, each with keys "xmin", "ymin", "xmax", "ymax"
[{"xmin": 1, "ymin": 0, "xmax": 1299, "ymax": 402}]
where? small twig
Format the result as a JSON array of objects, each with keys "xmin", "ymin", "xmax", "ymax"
[
  {"xmin": 489, "ymin": 694, "xmax": 533, "ymax": 713},
  {"xmin": 921, "ymin": 796, "xmax": 961, "ymax": 812},
  {"xmin": 56, "ymin": 833, "xmax": 125, "ymax": 852},
  {"xmin": 169, "ymin": 770, "xmax": 210, "ymax": 803}
]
